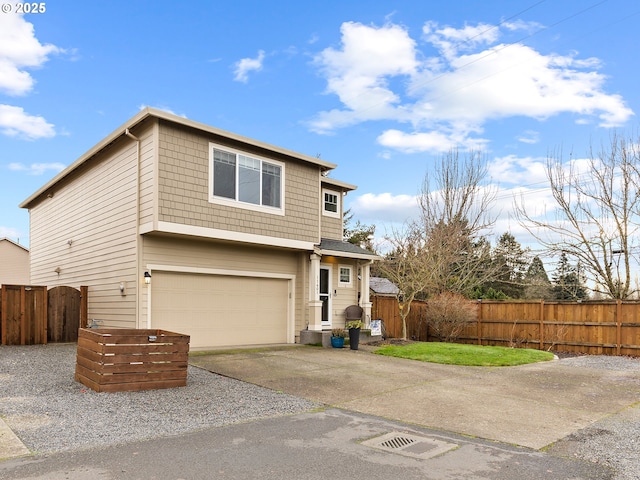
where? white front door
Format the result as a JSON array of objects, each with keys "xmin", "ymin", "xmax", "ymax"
[{"xmin": 320, "ymin": 266, "xmax": 331, "ymax": 327}]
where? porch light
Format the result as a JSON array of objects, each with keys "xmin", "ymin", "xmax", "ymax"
[{"xmin": 144, "ymin": 271, "xmax": 152, "ymax": 285}]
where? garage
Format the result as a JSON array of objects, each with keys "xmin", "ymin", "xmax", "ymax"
[{"xmin": 150, "ymin": 271, "xmax": 291, "ymax": 349}]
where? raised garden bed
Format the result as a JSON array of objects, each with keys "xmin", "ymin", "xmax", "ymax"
[{"xmin": 75, "ymin": 328, "xmax": 190, "ymax": 392}]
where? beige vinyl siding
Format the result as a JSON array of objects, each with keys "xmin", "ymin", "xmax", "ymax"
[
  {"xmin": 320, "ymin": 256, "xmax": 360, "ymax": 328},
  {"xmin": 156, "ymin": 122, "xmax": 320, "ymax": 243},
  {"xmin": 0, "ymin": 240, "xmax": 30, "ymax": 285},
  {"xmin": 141, "ymin": 235, "xmax": 306, "ymax": 333},
  {"xmin": 29, "ymin": 136, "xmax": 140, "ymax": 328}
]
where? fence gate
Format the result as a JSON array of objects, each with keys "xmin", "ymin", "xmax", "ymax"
[
  {"xmin": 1, "ymin": 285, "xmax": 47, "ymax": 345},
  {"xmin": 47, "ymin": 286, "xmax": 82, "ymax": 343}
]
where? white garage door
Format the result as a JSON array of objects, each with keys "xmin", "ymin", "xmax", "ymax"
[{"xmin": 151, "ymin": 271, "xmax": 290, "ymax": 349}]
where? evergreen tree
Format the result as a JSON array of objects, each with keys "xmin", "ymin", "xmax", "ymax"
[
  {"xmin": 343, "ymin": 209, "xmax": 376, "ymax": 252},
  {"xmin": 489, "ymin": 232, "xmax": 530, "ymax": 299},
  {"xmin": 552, "ymin": 253, "xmax": 589, "ymax": 300},
  {"xmin": 523, "ymin": 256, "xmax": 552, "ymax": 299}
]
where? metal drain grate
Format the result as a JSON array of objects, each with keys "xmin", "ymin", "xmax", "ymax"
[{"xmin": 362, "ymin": 432, "xmax": 458, "ymax": 460}]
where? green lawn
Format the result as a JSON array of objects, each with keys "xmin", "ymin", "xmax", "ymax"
[{"xmin": 374, "ymin": 342, "xmax": 555, "ymax": 366}]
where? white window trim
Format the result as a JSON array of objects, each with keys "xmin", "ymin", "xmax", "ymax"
[
  {"xmin": 338, "ymin": 265, "xmax": 353, "ymax": 287},
  {"xmin": 209, "ymin": 142, "xmax": 285, "ymax": 216},
  {"xmin": 322, "ymin": 188, "xmax": 340, "ymax": 218}
]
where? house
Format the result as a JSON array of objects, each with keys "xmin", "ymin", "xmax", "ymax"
[
  {"xmin": 20, "ymin": 108, "xmax": 378, "ymax": 349},
  {"xmin": 0, "ymin": 238, "xmax": 30, "ymax": 286}
]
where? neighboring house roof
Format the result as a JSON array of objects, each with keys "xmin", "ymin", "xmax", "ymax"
[
  {"xmin": 0, "ymin": 237, "xmax": 29, "ymax": 253},
  {"xmin": 0, "ymin": 238, "xmax": 30, "ymax": 286},
  {"xmin": 317, "ymin": 238, "xmax": 379, "ymax": 260},
  {"xmin": 20, "ymin": 107, "xmax": 339, "ymax": 209},
  {"xmin": 370, "ymin": 277, "xmax": 400, "ymax": 296}
]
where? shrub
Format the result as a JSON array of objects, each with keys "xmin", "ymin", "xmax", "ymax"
[{"xmin": 426, "ymin": 292, "xmax": 477, "ymax": 342}]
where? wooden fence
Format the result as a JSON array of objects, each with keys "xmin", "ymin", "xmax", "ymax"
[
  {"xmin": 371, "ymin": 296, "xmax": 427, "ymax": 341},
  {"xmin": 0, "ymin": 285, "xmax": 88, "ymax": 345},
  {"xmin": 371, "ymin": 296, "xmax": 640, "ymax": 356}
]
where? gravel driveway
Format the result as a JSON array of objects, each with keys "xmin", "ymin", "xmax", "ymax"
[{"xmin": 0, "ymin": 344, "xmax": 318, "ymax": 454}]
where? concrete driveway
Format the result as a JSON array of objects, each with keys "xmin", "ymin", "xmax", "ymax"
[{"xmin": 190, "ymin": 345, "xmax": 640, "ymax": 450}]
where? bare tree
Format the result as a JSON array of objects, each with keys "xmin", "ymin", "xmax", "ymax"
[
  {"xmin": 378, "ymin": 149, "xmax": 499, "ymax": 339},
  {"xmin": 515, "ymin": 133, "xmax": 640, "ymax": 299},
  {"xmin": 378, "ymin": 223, "xmax": 429, "ymax": 341},
  {"xmin": 417, "ymin": 150, "xmax": 499, "ymax": 296}
]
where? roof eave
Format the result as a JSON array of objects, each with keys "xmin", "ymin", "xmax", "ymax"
[
  {"xmin": 20, "ymin": 107, "xmax": 338, "ymax": 209},
  {"xmin": 0, "ymin": 237, "xmax": 29, "ymax": 252},
  {"xmin": 321, "ymin": 176, "xmax": 357, "ymax": 192},
  {"xmin": 316, "ymin": 248, "xmax": 381, "ymax": 260}
]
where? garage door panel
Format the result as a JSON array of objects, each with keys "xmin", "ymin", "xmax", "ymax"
[{"xmin": 151, "ymin": 272, "xmax": 289, "ymax": 349}]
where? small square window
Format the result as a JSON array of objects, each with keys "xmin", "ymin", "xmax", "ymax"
[
  {"xmin": 323, "ymin": 189, "xmax": 340, "ymax": 218},
  {"xmin": 339, "ymin": 266, "xmax": 352, "ymax": 286}
]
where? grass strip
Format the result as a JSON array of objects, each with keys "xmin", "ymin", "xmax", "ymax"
[{"xmin": 374, "ymin": 342, "xmax": 554, "ymax": 366}]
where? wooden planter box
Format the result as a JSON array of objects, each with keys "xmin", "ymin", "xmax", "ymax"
[{"xmin": 75, "ymin": 328, "xmax": 190, "ymax": 392}]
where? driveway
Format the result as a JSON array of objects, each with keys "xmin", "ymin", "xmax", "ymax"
[{"xmin": 190, "ymin": 345, "xmax": 640, "ymax": 450}]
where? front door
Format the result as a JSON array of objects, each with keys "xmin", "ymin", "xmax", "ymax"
[{"xmin": 320, "ymin": 266, "xmax": 331, "ymax": 327}]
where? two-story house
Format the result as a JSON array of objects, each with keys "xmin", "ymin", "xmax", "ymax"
[
  {"xmin": 20, "ymin": 108, "xmax": 377, "ymax": 349},
  {"xmin": 0, "ymin": 238, "xmax": 30, "ymax": 286}
]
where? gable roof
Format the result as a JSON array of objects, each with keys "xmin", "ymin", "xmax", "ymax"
[
  {"xmin": 317, "ymin": 238, "xmax": 379, "ymax": 260},
  {"xmin": 0, "ymin": 238, "xmax": 29, "ymax": 253},
  {"xmin": 20, "ymin": 108, "xmax": 340, "ymax": 209},
  {"xmin": 370, "ymin": 277, "xmax": 399, "ymax": 296}
]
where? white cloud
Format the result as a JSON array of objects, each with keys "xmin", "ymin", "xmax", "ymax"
[
  {"xmin": 8, "ymin": 161, "xmax": 65, "ymax": 175},
  {"xmin": 422, "ymin": 21, "xmax": 499, "ymax": 59},
  {"xmin": 517, "ymin": 130, "xmax": 539, "ymax": 144},
  {"xmin": 349, "ymin": 192, "xmax": 419, "ymax": 224},
  {"xmin": 138, "ymin": 104, "xmax": 188, "ymax": 118},
  {"xmin": 377, "ymin": 128, "xmax": 488, "ymax": 153},
  {"xmin": 488, "ymin": 154, "xmax": 548, "ymax": 185},
  {"xmin": 0, "ymin": 15, "xmax": 60, "ymax": 140},
  {"xmin": 309, "ymin": 22, "xmax": 418, "ymax": 133},
  {"xmin": 310, "ymin": 20, "xmax": 634, "ymax": 153},
  {"xmin": 0, "ymin": 226, "xmax": 22, "ymax": 240},
  {"xmin": 0, "ymin": 105, "xmax": 55, "ymax": 139},
  {"xmin": 233, "ymin": 50, "xmax": 265, "ymax": 83},
  {"xmin": 0, "ymin": 13, "xmax": 62, "ymax": 95}
]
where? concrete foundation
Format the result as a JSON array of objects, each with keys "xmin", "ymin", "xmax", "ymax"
[{"xmin": 299, "ymin": 330, "xmax": 382, "ymax": 348}]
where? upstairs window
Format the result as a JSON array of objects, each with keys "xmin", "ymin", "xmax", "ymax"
[
  {"xmin": 210, "ymin": 143, "xmax": 284, "ymax": 214},
  {"xmin": 323, "ymin": 189, "xmax": 340, "ymax": 218}
]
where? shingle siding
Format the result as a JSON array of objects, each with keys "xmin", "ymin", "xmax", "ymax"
[{"xmin": 157, "ymin": 122, "xmax": 320, "ymax": 242}]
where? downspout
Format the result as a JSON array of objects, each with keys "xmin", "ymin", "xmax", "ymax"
[{"xmin": 125, "ymin": 128, "xmax": 141, "ymax": 328}]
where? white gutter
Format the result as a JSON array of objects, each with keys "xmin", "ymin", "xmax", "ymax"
[{"xmin": 125, "ymin": 128, "xmax": 141, "ymax": 328}]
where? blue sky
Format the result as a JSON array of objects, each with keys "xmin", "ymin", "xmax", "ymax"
[{"xmin": 1, "ymin": 0, "xmax": 639, "ymax": 257}]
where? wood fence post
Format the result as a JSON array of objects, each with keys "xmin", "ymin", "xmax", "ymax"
[
  {"xmin": 539, "ymin": 300, "xmax": 544, "ymax": 351},
  {"xmin": 20, "ymin": 286, "xmax": 26, "ymax": 345},
  {"xmin": 80, "ymin": 286, "xmax": 89, "ymax": 329},
  {"xmin": 477, "ymin": 300, "xmax": 482, "ymax": 345},
  {"xmin": 0, "ymin": 285, "xmax": 5, "ymax": 345},
  {"xmin": 616, "ymin": 299, "xmax": 622, "ymax": 356},
  {"xmin": 43, "ymin": 287, "xmax": 48, "ymax": 345}
]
